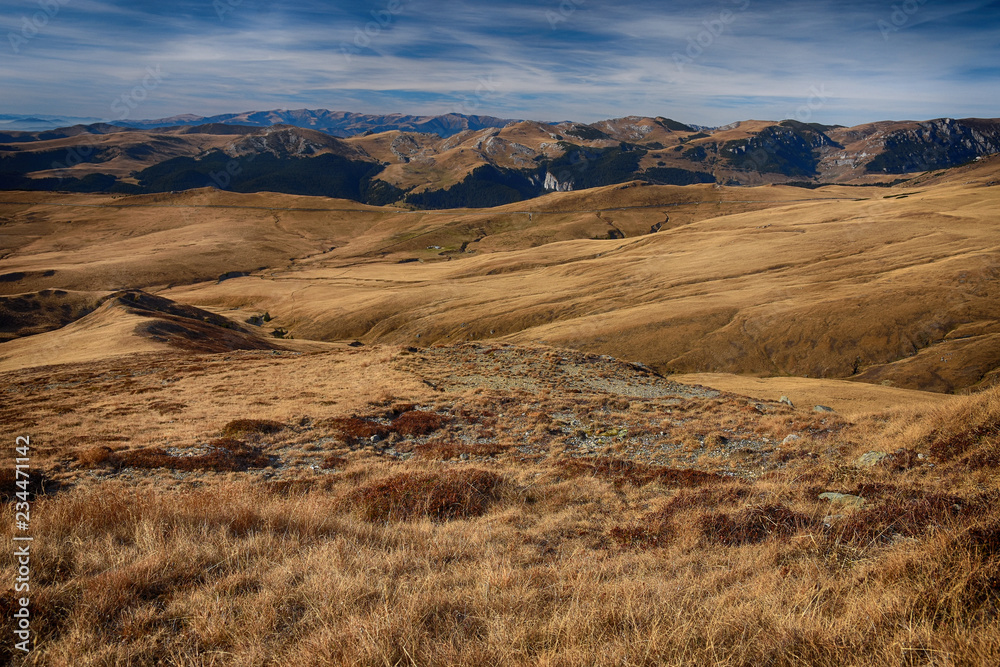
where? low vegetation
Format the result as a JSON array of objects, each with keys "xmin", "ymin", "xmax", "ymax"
[{"xmin": 1, "ymin": 344, "xmax": 998, "ymax": 665}]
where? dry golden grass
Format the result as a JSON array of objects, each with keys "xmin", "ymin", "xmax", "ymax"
[
  {"xmin": 2, "ymin": 161, "xmax": 1000, "ymax": 664},
  {"xmin": 0, "ymin": 343, "xmax": 998, "ymax": 665},
  {"xmin": 4, "ymin": 164, "xmax": 1000, "ymax": 392}
]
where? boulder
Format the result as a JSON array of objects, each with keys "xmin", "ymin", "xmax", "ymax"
[{"xmin": 856, "ymin": 451, "xmax": 889, "ymax": 467}]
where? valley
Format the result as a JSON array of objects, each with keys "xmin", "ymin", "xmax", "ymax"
[{"xmin": 1, "ymin": 115, "xmax": 999, "ymax": 666}]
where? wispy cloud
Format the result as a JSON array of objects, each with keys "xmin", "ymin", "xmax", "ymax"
[{"xmin": 2, "ymin": 0, "xmax": 998, "ymax": 125}]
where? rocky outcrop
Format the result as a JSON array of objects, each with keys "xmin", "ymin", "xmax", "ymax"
[
  {"xmin": 543, "ymin": 171, "xmax": 574, "ymax": 192},
  {"xmin": 863, "ymin": 118, "xmax": 1000, "ymax": 174},
  {"xmin": 224, "ymin": 126, "xmax": 370, "ymax": 160}
]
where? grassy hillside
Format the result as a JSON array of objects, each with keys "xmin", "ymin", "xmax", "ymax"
[
  {"xmin": 3, "ymin": 156, "xmax": 999, "ymax": 393},
  {"xmin": 1, "ymin": 341, "xmax": 997, "ymax": 665}
]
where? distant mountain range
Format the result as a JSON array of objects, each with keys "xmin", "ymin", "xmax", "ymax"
[
  {"xmin": 2, "ymin": 110, "xmax": 999, "ymax": 208},
  {"xmin": 0, "ymin": 109, "xmax": 520, "ymax": 138}
]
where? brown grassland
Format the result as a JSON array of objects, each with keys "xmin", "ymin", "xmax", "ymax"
[
  {"xmin": 1, "ymin": 159, "xmax": 999, "ymax": 665},
  {"xmin": 0, "ymin": 343, "xmax": 997, "ymax": 665}
]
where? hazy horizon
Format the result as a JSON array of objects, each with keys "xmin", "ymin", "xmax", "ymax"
[{"xmin": 3, "ymin": 0, "xmax": 999, "ymax": 128}]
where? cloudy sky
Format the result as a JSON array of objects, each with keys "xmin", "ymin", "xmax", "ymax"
[{"xmin": 2, "ymin": 0, "xmax": 998, "ymax": 126}]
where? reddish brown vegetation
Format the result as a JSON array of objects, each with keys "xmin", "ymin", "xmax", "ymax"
[
  {"xmin": 149, "ymin": 400, "xmax": 186, "ymax": 415},
  {"xmin": 392, "ymin": 410, "xmax": 447, "ymax": 436},
  {"xmin": 0, "ymin": 466, "xmax": 54, "ymax": 501},
  {"xmin": 348, "ymin": 468, "xmax": 505, "ymax": 522},
  {"xmin": 609, "ymin": 521, "xmax": 676, "ymax": 549},
  {"xmin": 325, "ymin": 416, "xmax": 389, "ymax": 442},
  {"xmin": 557, "ymin": 456, "xmax": 724, "ymax": 488},
  {"xmin": 320, "ymin": 454, "xmax": 348, "ymax": 469},
  {"xmin": 221, "ymin": 419, "xmax": 286, "ymax": 439},
  {"xmin": 835, "ymin": 492, "xmax": 973, "ymax": 545},
  {"xmin": 698, "ymin": 504, "xmax": 809, "ymax": 546},
  {"xmin": 85, "ymin": 439, "xmax": 270, "ymax": 472},
  {"xmin": 325, "ymin": 410, "xmax": 447, "ymax": 444}
]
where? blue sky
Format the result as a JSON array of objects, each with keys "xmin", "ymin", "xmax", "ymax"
[{"xmin": 1, "ymin": 0, "xmax": 998, "ymax": 126}]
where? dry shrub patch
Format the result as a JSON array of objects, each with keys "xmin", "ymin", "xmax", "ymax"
[
  {"xmin": 348, "ymin": 468, "xmax": 506, "ymax": 522},
  {"xmin": 0, "ymin": 466, "xmax": 55, "ymax": 501},
  {"xmin": 966, "ymin": 520, "xmax": 1000, "ymax": 556},
  {"xmin": 699, "ymin": 504, "xmax": 809, "ymax": 546},
  {"xmin": 325, "ymin": 416, "xmax": 388, "ymax": 442},
  {"xmin": 392, "ymin": 410, "xmax": 447, "ymax": 436},
  {"xmin": 609, "ymin": 519, "xmax": 675, "ymax": 549},
  {"xmin": 835, "ymin": 492, "xmax": 970, "ymax": 545},
  {"xmin": 113, "ymin": 439, "xmax": 270, "ymax": 472},
  {"xmin": 326, "ymin": 410, "xmax": 448, "ymax": 444},
  {"xmin": 556, "ymin": 456, "xmax": 724, "ymax": 487},
  {"xmin": 320, "ymin": 454, "xmax": 348, "ymax": 469},
  {"xmin": 221, "ymin": 418, "xmax": 286, "ymax": 439}
]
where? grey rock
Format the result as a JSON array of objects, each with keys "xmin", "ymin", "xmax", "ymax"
[
  {"xmin": 819, "ymin": 492, "xmax": 865, "ymax": 507},
  {"xmin": 856, "ymin": 451, "xmax": 889, "ymax": 467},
  {"xmin": 779, "ymin": 396, "xmax": 794, "ymax": 407},
  {"xmin": 814, "ymin": 405, "xmax": 835, "ymax": 413},
  {"xmin": 782, "ymin": 434, "xmax": 801, "ymax": 445}
]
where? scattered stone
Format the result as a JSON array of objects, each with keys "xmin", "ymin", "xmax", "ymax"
[
  {"xmin": 459, "ymin": 453, "xmax": 469, "ymax": 461},
  {"xmin": 819, "ymin": 492, "xmax": 865, "ymax": 507},
  {"xmin": 348, "ymin": 341, "xmax": 364, "ymax": 347},
  {"xmin": 856, "ymin": 451, "xmax": 889, "ymax": 467},
  {"xmin": 822, "ymin": 514, "xmax": 844, "ymax": 527},
  {"xmin": 814, "ymin": 405, "xmax": 835, "ymax": 413},
  {"xmin": 782, "ymin": 434, "xmax": 801, "ymax": 445},
  {"xmin": 370, "ymin": 435, "xmax": 381, "ymax": 444},
  {"xmin": 779, "ymin": 396, "xmax": 794, "ymax": 407}
]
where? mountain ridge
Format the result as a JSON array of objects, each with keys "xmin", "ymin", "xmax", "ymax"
[{"xmin": 2, "ymin": 113, "xmax": 998, "ymax": 209}]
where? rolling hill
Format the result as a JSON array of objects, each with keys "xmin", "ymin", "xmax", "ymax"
[
  {"xmin": 2, "ymin": 153, "xmax": 999, "ymax": 393},
  {"xmin": 3, "ymin": 109, "xmax": 1000, "ymax": 667}
]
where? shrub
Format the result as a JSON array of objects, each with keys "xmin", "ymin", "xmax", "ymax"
[
  {"xmin": 835, "ymin": 493, "xmax": 968, "ymax": 545},
  {"xmin": 609, "ymin": 521, "xmax": 675, "ymax": 549},
  {"xmin": 222, "ymin": 419, "xmax": 286, "ymax": 439},
  {"xmin": 348, "ymin": 468, "xmax": 505, "ymax": 522},
  {"xmin": 77, "ymin": 446, "xmax": 119, "ymax": 467},
  {"xmin": 699, "ymin": 504, "xmax": 809, "ymax": 546},
  {"xmin": 556, "ymin": 456, "xmax": 724, "ymax": 488},
  {"xmin": 321, "ymin": 454, "xmax": 348, "ymax": 470},
  {"xmin": 392, "ymin": 410, "xmax": 447, "ymax": 436},
  {"xmin": 325, "ymin": 416, "xmax": 390, "ymax": 443},
  {"xmin": 0, "ymin": 467, "xmax": 55, "ymax": 501},
  {"xmin": 325, "ymin": 410, "xmax": 447, "ymax": 444},
  {"xmin": 116, "ymin": 439, "xmax": 269, "ymax": 472}
]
